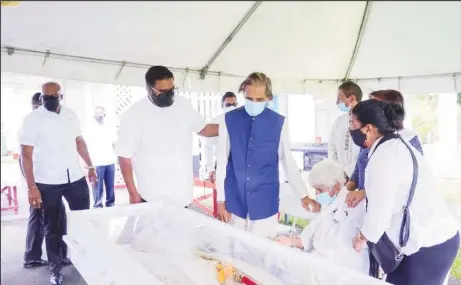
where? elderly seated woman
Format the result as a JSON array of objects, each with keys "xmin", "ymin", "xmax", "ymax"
[{"xmin": 275, "ymin": 159, "xmax": 369, "ymax": 274}]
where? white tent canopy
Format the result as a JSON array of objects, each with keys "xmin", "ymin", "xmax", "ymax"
[{"xmin": 1, "ymin": 1, "xmax": 461, "ymax": 95}]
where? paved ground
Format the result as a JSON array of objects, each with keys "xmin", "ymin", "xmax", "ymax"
[{"xmin": 1, "ymin": 218, "xmax": 87, "ymax": 285}]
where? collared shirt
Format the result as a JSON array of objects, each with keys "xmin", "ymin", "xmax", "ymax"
[
  {"xmin": 328, "ymin": 113, "xmax": 360, "ymax": 177},
  {"xmin": 18, "ymin": 106, "xmax": 84, "ymax": 185},
  {"xmin": 300, "ymin": 187, "xmax": 369, "ymax": 274},
  {"xmin": 361, "ymin": 136, "xmax": 459, "ymax": 255},
  {"xmin": 115, "ymin": 95, "xmax": 206, "ymax": 207},
  {"xmin": 85, "ymin": 121, "xmax": 117, "ymax": 166},
  {"xmin": 216, "ymin": 116, "xmax": 309, "ymax": 202}
]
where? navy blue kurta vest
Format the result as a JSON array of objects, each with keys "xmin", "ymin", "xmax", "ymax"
[{"xmin": 224, "ymin": 107, "xmax": 285, "ymax": 220}]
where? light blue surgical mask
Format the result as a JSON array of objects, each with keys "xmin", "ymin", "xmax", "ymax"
[
  {"xmin": 266, "ymin": 101, "xmax": 275, "ymax": 111},
  {"xmin": 316, "ymin": 192, "xmax": 337, "ymax": 207},
  {"xmin": 337, "ymin": 102, "xmax": 350, "ymax": 113},
  {"xmin": 244, "ymin": 99, "xmax": 267, "ymax": 116}
]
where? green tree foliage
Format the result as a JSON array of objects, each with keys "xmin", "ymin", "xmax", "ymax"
[{"xmin": 411, "ymin": 94, "xmax": 438, "ymax": 144}]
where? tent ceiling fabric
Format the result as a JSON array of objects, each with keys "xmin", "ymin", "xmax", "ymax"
[{"xmin": 1, "ymin": 1, "xmax": 460, "ymax": 95}]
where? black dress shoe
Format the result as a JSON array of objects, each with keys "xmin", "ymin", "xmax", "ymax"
[
  {"xmin": 23, "ymin": 259, "xmax": 49, "ymax": 268},
  {"xmin": 62, "ymin": 257, "xmax": 72, "ymax": 266},
  {"xmin": 49, "ymin": 273, "xmax": 63, "ymax": 285}
]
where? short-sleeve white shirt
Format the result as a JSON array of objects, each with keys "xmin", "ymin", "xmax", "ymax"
[
  {"xmin": 115, "ymin": 95, "xmax": 206, "ymax": 206},
  {"xmin": 18, "ymin": 106, "xmax": 85, "ymax": 185}
]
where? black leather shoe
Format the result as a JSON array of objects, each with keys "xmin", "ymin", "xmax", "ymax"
[{"xmin": 23, "ymin": 259, "xmax": 49, "ymax": 268}]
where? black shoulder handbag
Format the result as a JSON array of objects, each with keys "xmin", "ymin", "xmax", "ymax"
[{"xmin": 366, "ymin": 133, "xmax": 419, "ymax": 275}]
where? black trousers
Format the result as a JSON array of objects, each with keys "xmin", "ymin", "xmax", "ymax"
[
  {"xmin": 23, "ymin": 204, "xmax": 67, "ymax": 262},
  {"xmin": 37, "ymin": 177, "xmax": 90, "ymax": 274}
]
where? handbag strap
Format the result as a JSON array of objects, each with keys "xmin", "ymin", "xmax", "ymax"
[{"xmin": 370, "ymin": 133, "xmax": 419, "ymax": 247}]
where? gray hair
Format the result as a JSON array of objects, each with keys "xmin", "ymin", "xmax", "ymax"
[{"xmin": 308, "ymin": 159, "xmax": 345, "ymax": 188}]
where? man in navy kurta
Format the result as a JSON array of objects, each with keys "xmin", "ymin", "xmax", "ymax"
[{"xmin": 215, "ymin": 72, "xmax": 320, "ymax": 238}]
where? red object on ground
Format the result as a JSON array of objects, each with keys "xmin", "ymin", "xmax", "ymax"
[
  {"xmin": 240, "ymin": 276, "xmax": 258, "ymax": 285},
  {"xmin": 192, "ymin": 178, "xmax": 216, "ymax": 216},
  {"xmin": 1, "ymin": 186, "xmax": 19, "ymax": 214}
]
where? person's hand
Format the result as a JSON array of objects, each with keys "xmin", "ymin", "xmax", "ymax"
[
  {"xmin": 301, "ymin": 196, "xmax": 321, "ymax": 213},
  {"xmin": 274, "ymin": 235, "xmax": 293, "ymax": 246},
  {"xmin": 88, "ymin": 167, "xmax": 97, "ymax": 188},
  {"xmin": 129, "ymin": 192, "xmax": 142, "ymax": 204},
  {"xmin": 345, "ymin": 180, "xmax": 357, "ymax": 191},
  {"xmin": 208, "ymin": 171, "xmax": 216, "ymax": 183},
  {"xmin": 217, "ymin": 202, "xmax": 232, "ymax": 223},
  {"xmin": 346, "ymin": 190, "xmax": 366, "ymax": 208},
  {"xmin": 28, "ymin": 186, "xmax": 42, "ymax": 209},
  {"xmin": 352, "ymin": 233, "xmax": 367, "ymax": 252}
]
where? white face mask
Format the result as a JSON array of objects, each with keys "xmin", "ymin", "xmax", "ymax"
[{"xmin": 223, "ymin": 105, "xmax": 237, "ymax": 113}]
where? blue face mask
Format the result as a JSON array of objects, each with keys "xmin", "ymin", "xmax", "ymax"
[
  {"xmin": 244, "ymin": 99, "xmax": 267, "ymax": 116},
  {"xmin": 315, "ymin": 192, "xmax": 337, "ymax": 207},
  {"xmin": 266, "ymin": 101, "xmax": 275, "ymax": 111},
  {"xmin": 337, "ymin": 102, "xmax": 350, "ymax": 113}
]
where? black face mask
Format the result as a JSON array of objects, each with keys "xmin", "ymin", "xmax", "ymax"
[
  {"xmin": 350, "ymin": 128, "xmax": 367, "ymax": 148},
  {"xmin": 149, "ymin": 90, "xmax": 175, "ymax": 108},
  {"xmin": 42, "ymin": 96, "xmax": 60, "ymax": 112}
]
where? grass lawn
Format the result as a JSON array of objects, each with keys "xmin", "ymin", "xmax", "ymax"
[{"xmin": 452, "ymin": 248, "xmax": 461, "ymax": 280}]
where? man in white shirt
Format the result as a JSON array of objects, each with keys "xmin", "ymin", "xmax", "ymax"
[
  {"xmin": 85, "ymin": 106, "xmax": 117, "ymax": 208},
  {"xmin": 328, "ymin": 81, "xmax": 362, "ymax": 180},
  {"xmin": 19, "ymin": 82, "xmax": 97, "ymax": 285},
  {"xmin": 116, "ymin": 66, "xmax": 218, "ymax": 207},
  {"xmin": 202, "ymin": 91, "xmax": 238, "ymax": 182},
  {"xmin": 215, "ymin": 72, "xmax": 320, "ymax": 238}
]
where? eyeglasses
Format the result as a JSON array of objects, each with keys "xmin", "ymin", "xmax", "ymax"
[{"xmin": 150, "ymin": 86, "xmax": 178, "ymax": 95}]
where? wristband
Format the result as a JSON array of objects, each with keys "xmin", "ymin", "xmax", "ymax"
[{"xmin": 88, "ymin": 166, "xmax": 95, "ymax": 170}]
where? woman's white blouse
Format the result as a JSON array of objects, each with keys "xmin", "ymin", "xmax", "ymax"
[{"xmin": 361, "ymin": 137, "xmax": 459, "ymax": 255}]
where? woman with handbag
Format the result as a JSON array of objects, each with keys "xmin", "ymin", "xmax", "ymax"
[{"xmin": 348, "ymin": 99, "xmax": 459, "ymax": 285}]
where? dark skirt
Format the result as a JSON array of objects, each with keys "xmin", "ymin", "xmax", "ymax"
[{"xmin": 386, "ymin": 232, "xmax": 460, "ymax": 285}]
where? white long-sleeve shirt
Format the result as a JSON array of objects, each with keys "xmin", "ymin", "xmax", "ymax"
[
  {"xmin": 84, "ymin": 121, "xmax": 117, "ymax": 167},
  {"xmin": 202, "ymin": 113, "xmax": 225, "ymax": 172},
  {"xmin": 361, "ymin": 137, "xmax": 459, "ymax": 255},
  {"xmin": 300, "ymin": 187, "xmax": 369, "ymax": 274},
  {"xmin": 215, "ymin": 117, "xmax": 309, "ymax": 202},
  {"xmin": 328, "ymin": 113, "xmax": 360, "ymax": 177}
]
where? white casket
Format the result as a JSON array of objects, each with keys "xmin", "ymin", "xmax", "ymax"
[{"xmin": 64, "ymin": 201, "xmax": 388, "ymax": 285}]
